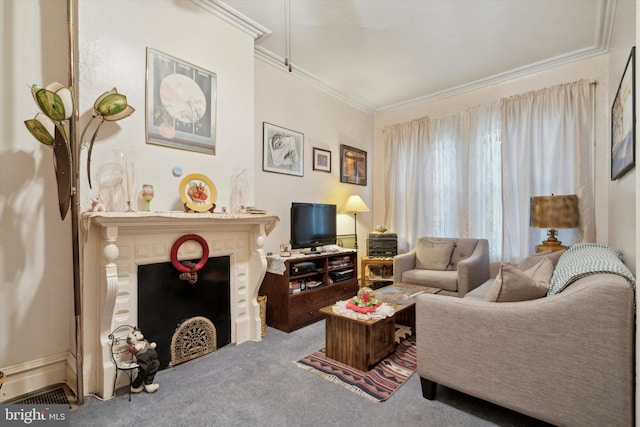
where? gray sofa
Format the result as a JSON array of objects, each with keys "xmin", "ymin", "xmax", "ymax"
[
  {"xmin": 393, "ymin": 237, "xmax": 489, "ymax": 297},
  {"xmin": 415, "ymin": 245, "xmax": 635, "ymax": 426}
]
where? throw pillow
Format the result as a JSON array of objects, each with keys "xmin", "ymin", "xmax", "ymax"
[
  {"xmin": 485, "ymin": 258, "xmax": 553, "ymax": 302},
  {"xmin": 415, "ymin": 238, "xmax": 455, "ymax": 271},
  {"xmin": 517, "ymin": 249, "xmax": 565, "ymax": 271}
]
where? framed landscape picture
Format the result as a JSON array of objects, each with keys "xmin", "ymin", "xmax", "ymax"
[
  {"xmin": 146, "ymin": 48, "xmax": 217, "ymax": 155},
  {"xmin": 340, "ymin": 144, "xmax": 367, "ymax": 186},
  {"xmin": 263, "ymin": 122, "xmax": 304, "ymax": 177},
  {"xmin": 313, "ymin": 147, "xmax": 331, "ymax": 172},
  {"xmin": 611, "ymin": 46, "xmax": 635, "ymax": 180}
]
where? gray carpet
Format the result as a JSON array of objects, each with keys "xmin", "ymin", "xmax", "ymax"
[{"xmin": 69, "ymin": 321, "xmax": 550, "ymax": 426}]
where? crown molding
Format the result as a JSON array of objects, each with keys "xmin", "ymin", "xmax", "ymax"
[
  {"xmin": 254, "ymin": 47, "xmax": 375, "ymax": 116},
  {"xmin": 595, "ymin": 0, "xmax": 616, "ymax": 51},
  {"xmin": 377, "ymin": 0, "xmax": 615, "ymax": 113},
  {"xmin": 193, "ymin": 0, "xmax": 374, "ymax": 114},
  {"xmin": 378, "ymin": 47, "xmax": 608, "ymax": 113},
  {"xmin": 191, "ymin": 0, "xmax": 271, "ymax": 40}
]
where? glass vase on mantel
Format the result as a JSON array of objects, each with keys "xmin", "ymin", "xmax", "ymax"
[
  {"xmin": 230, "ymin": 169, "xmax": 249, "ymax": 214},
  {"xmin": 105, "ymin": 149, "xmax": 127, "ymax": 211},
  {"xmin": 112, "ymin": 149, "xmax": 137, "ymax": 212}
]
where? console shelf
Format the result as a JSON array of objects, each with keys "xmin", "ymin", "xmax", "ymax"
[{"xmin": 259, "ymin": 251, "xmax": 359, "ymax": 332}]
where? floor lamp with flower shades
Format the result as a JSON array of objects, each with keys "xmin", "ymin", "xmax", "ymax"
[
  {"xmin": 20, "ymin": 0, "xmax": 135, "ymax": 406},
  {"xmin": 343, "ymin": 195, "xmax": 369, "ymax": 250}
]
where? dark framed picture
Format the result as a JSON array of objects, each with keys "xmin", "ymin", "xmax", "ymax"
[
  {"xmin": 146, "ymin": 48, "xmax": 217, "ymax": 155},
  {"xmin": 611, "ymin": 46, "xmax": 635, "ymax": 180},
  {"xmin": 313, "ymin": 147, "xmax": 331, "ymax": 173},
  {"xmin": 262, "ymin": 122, "xmax": 304, "ymax": 177},
  {"xmin": 340, "ymin": 144, "xmax": 367, "ymax": 186}
]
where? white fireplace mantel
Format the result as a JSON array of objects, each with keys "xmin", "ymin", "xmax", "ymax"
[
  {"xmin": 80, "ymin": 211, "xmax": 279, "ymax": 398},
  {"xmin": 82, "ymin": 211, "xmax": 279, "ymax": 234}
]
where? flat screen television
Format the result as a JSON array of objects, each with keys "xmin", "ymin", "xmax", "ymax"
[{"xmin": 290, "ymin": 202, "xmax": 337, "ymax": 253}]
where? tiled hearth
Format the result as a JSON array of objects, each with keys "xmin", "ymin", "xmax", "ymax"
[{"xmin": 81, "ymin": 212, "xmax": 278, "ymax": 399}]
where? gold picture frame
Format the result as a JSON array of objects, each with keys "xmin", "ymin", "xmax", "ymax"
[{"xmin": 340, "ymin": 144, "xmax": 367, "ymax": 186}]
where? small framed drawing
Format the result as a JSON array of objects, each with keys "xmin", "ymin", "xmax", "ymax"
[
  {"xmin": 146, "ymin": 48, "xmax": 217, "ymax": 155},
  {"xmin": 263, "ymin": 122, "xmax": 304, "ymax": 177},
  {"xmin": 611, "ymin": 46, "xmax": 635, "ymax": 180},
  {"xmin": 313, "ymin": 147, "xmax": 331, "ymax": 173},
  {"xmin": 340, "ymin": 144, "xmax": 367, "ymax": 186}
]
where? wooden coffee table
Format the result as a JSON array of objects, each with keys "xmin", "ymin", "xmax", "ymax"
[{"xmin": 319, "ymin": 283, "xmax": 439, "ymax": 371}]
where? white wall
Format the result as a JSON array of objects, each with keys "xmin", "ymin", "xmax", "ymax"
[
  {"xmin": 0, "ymin": 0, "xmax": 73, "ymax": 399},
  {"xmin": 78, "ymin": 0, "xmax": 256, "ymax": 215},
  {"xmin": 608, "ymin": 0, "xmax": 636, "ymax": 273},
  {"xmin": 373, "ymin": 55, "xmax": 612, "ymax": 256},
  {"xmin": 253, "ymin": 60, "xmax": 374, "ymax": 254}
]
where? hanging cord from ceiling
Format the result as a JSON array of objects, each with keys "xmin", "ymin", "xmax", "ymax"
[{"xmin": 284, "ymin": 0, "xmax": 292, "ymax": 72}]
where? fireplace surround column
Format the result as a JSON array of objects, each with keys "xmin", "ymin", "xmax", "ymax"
[{"xmin": 100, "ymin": 225, "xmax": 121, "ymax": 398}]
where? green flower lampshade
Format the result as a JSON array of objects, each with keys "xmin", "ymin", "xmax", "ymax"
[
  {"xmin": 93, "ymin": 88, "xmax": 135, "ymax": 121},
  {"xmin": 25, "ymin": 82, "xmax": 74, "ymax": 220},
  {"xmin": 30, "ymin": 82, "xmax": 74, "ymax": 122},
  {"xmin": 24, "ymin": 113, "xmax": 56, "ymax": 146},
  {"xmin": 83, "ymin": 88, "xmax": 135, "ymax": 188}
]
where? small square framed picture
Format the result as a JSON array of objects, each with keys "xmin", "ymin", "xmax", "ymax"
[{"xmin": 313, "ymin": 147, "xmax": 331, "ymax": 173}]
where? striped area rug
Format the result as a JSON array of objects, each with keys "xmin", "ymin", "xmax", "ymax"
[{"xmin": 294, "ymin": 336, "xmax": 416, "ymax": 402}]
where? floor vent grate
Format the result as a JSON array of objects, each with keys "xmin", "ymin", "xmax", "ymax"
[{"xmin": 6, "ymin": 384, "xmax": 72, "ymax": 407}]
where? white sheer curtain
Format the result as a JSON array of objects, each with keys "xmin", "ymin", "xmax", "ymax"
[
  {"xmin": 384, "ymin": 104, "xmax": 502, "ymax": 261},
  {"xmin": 501, "ymin": 80, "xmax": 595, "ymax": 262},
  {"xmin": 384, "ymin": 79, "xmax": 594, "ymax": 262}
]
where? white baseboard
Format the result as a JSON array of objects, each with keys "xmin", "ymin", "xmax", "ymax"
[{"xmin": 0, "ymin": 352, "xmax": 70, "ymax": 402}]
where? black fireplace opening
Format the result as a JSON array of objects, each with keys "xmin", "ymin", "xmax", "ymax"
[{"xmin": 137, "ymin": 256, "xmax": 231, "ymax": 369}]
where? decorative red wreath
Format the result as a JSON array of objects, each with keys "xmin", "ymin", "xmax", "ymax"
[{"xmin": 170, "ymin": 234, "xmax": 209, "ymax": 273}]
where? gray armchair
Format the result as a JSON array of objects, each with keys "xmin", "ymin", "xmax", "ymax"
[{"xmin": 393, "ymin": 237, "xmax": 489, "ymax": 297}]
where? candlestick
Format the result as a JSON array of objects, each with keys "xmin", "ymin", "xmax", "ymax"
[{"xmin": 125, "ymin": 161, "xmax": 134, "ymax": 212}]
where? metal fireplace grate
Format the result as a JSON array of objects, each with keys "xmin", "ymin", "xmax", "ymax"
[{"xmin": 170, "ymin": 316, "xmax": 217, "ymax": 367}]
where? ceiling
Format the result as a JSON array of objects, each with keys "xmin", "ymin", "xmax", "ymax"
[{"xmin": 208, "ymin": 0, "xmax": 614, "ymax": 113}]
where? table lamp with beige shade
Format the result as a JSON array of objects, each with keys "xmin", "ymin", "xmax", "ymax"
[{"xmin": 530, "ymin": 194, "xmax": 579, "ymax": 253}]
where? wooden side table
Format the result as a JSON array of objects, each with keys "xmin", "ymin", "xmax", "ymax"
[{"xmin": 360, "ymin": 256, "xmax": 394, "ymax": 287}]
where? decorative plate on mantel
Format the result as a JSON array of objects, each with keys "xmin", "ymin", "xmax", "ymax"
[{"xmin": 179, "ymin": 173, "xmax": 217, "ymax": 212}]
